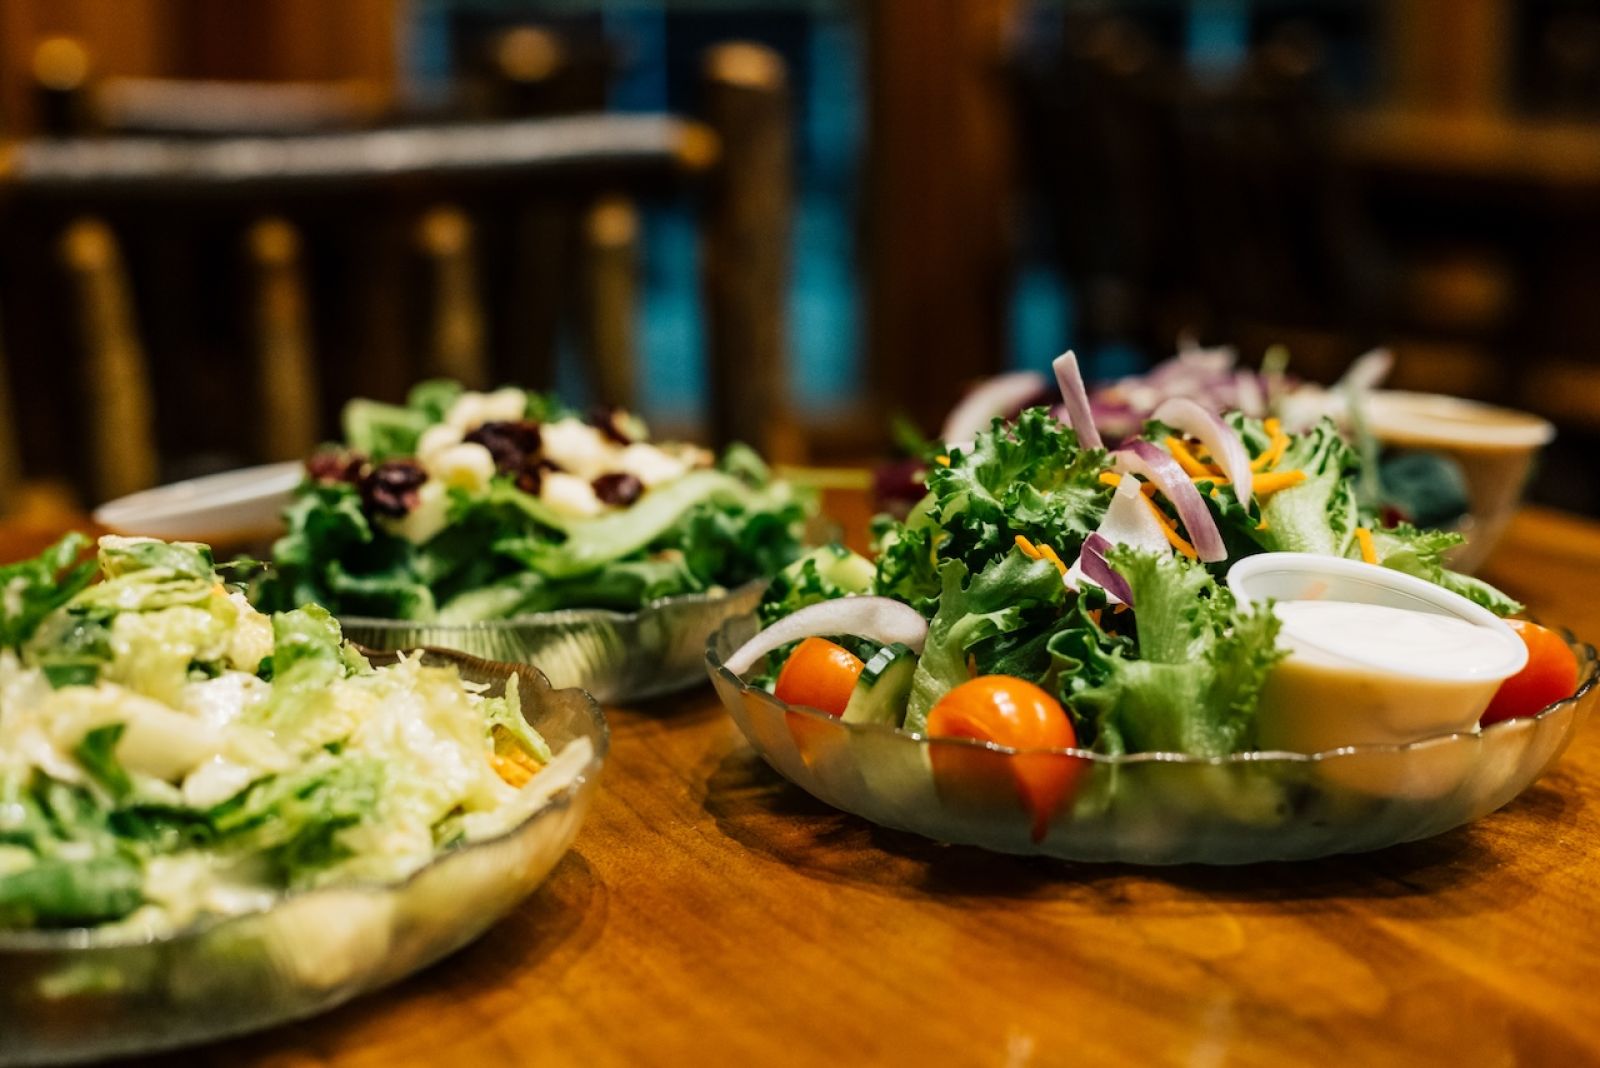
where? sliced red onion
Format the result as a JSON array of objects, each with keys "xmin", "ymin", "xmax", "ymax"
[
  {"xmin": 1112, "ymin": 440, "xmax": 1227, "ymax": 562},
  {"xmin": 1065, "ymin": 477, "xmax": 1168, "ymax": 601},
  {"xmin": 1080, "ymin": 533, "xmax": 1134, "ymax": 605},
  {"xmin": 940, "ymin": 371, "xmax": 1049, "ymax": 444},
  {"xmin": 1234, "ymin": 371, "xmax": 1265, "ymax": 417},
  {"xmin": 1337, "ymin": 348, "xmax": 1393, "ymax": 395},
  {"xmin": 722, "ymin": 597, "xmax": 929, "ymax": 677},
  {"xmin": 1152, "ymin": 397, "xmax": 1253, "ymax": 508},
  {"xmin": 1051, "ymin": 351, "xmax": 1103, "ymax": 450},
  {"xmin": 1174, "ymin": 337, "xmax": 1238, "ymax": 378}
]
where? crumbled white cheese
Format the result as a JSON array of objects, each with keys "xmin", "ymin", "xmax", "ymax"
[
  {"xmin": 540, "ymin": 471, "xmax": 605, "ymax": 518},
  {"xmin": 540, "ymin": 419, "xmax": 615, "ymax": 479},
  {"xmin": 415, "ymin": 423, "xmax": 464, "ymax": 465},
  {"xmin": 616, "ymin": 442, "xmax": 691, "ymax": 487},
  {"xmin": 429, "ymin": 441, "xmax": 496, "ymax": 494},
  {"xmin": 444, "ymin": 387, "xmax": 527, "ymax": 432}
]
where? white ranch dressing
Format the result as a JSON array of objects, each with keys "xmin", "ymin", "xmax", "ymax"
[{"xmin": 1271, "ymin": 600, "xmax": 1518, "ymax": 681}]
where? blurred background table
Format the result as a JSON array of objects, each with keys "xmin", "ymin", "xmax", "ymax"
[{"xmin": 0, "ymin": 492, "xmax": 1575, "ymax": 1067}]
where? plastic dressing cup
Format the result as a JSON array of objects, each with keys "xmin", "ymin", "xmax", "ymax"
[
  {"xmin": 1226, "ymin": 554, "xmax": 1527, "ymax": 763},
  {"xmin": 1365, "ymin": 390, "xmax": 1554, "ymax": 574},
  {"xmin": 93, "ymin": 461, "xmax": 302, "ymax": 544}
]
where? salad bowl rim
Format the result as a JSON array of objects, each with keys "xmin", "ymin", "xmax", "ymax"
[
  {"xmin": 706, "ymin": 613, "xmax": 1595, "ymax": 767},
  {"xmin": 338, "ymin": 577, "xmax": 769, "ymax": 633},
  {"xmin": 0, "ymin": 647, "xmax": 609, "ymax": 954}
]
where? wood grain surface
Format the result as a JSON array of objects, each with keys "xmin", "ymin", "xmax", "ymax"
[{"xmin": 26, "ymin": 498, "xmax": 1599, "ymax": 1067}]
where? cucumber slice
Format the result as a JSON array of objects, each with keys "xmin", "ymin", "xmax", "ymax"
[
  {"xmin": 343, "ymin": 399, "xmax": 429, "ymax": 459},
  {"xmin": 841, "ymin": 643, "xmax": 917, "ymax": 726}
]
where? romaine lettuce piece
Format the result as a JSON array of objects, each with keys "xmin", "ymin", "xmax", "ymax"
[
  {"xmin": 1255, "ymin": 419, "xmax": 1361, "ymax": 557},
  {"xmin": 0, "ymin": 532, "xmax": 95, "ymax": 648}
]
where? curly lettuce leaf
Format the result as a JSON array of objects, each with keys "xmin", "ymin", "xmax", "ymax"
[
  {"xmin": 255, "ymin": 483, "xmax": 378, "ymax": 613},
  {"xmin": 923, "ymin": 407, "xmax": 1110, "ymax": 574},
  {"xmin": 871, "ymin": 498, "xmax": 942, "ymax": 614},
  {"xmin": 904, "ymin": 548, "xmax": 1070, "ymax": 732},
  {"xmin": 1369, "ymin": 523, "xmax": 1522, "ymax": 616},
  {"xmin": 1067, "ymin": 547, "xmax": 1285, "ymax": 756}
]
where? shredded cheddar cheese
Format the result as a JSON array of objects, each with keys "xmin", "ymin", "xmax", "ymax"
[
  {"xmin": 1254, "ymin": 469, "xmax": 1307, "ymax": 497},
  {"xmin": 1252, "ymin": 417, "xmax": 1290, "ymax": 472},
  {"xmin": 1140, "ymin": 495, "xmax": 1198, "ymax": 559},
  {"xmin": 1164, "ymin": 436, "xmax": 1215, "ymax": 479},
  {"xmin": 935, "ymin": 455, "xmax": 951, "ymax": 467},
  {"xmin": 1355, "ymin": 526, "xmax": 1378, "ymax": 564},
  {"xmin": 1037, "ymin": 543, "xmax": 1068, "ymax": 577},
  {"xmin": 1101, "ymin": 470, "xmax": 1156, "ymax": 496},
  {"xmin": 1015, "ymin": 534, "xmax": 1041, "ymax": 559}
]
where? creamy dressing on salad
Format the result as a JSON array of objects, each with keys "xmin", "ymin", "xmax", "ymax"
[
  {"xmin": 1271, "ymin": 600, "xmax": 1516, "ymax": 680},
  {"xmin": 0, "ymin": 535, "xmax": 570, "ymax": 936}
]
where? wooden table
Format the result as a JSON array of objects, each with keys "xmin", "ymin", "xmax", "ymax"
[
  {"xmin": 49, "ymin": 501, "xmax": 1598, "ymax": 1066},
  {"xmin": 1338, "ymin": 109, "xmax": 1600, "ymax": 191}
]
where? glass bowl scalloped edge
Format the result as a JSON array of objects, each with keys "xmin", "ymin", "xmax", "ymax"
[
  {"xmin": 0, "ymin": 647, "xmax": 609, "ymax": 1067},
  {"xmin": 706, "ymin": 615, "xmax": 1596, "ymax": 865},
  {"xmin": 340, "ymin": 579, "xmax": 767, "ymax": 704}
]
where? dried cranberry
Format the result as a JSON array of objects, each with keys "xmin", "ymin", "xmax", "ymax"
[
  {"xmin": 592, "ymin": 472, "xmax": 644, "ymax": 507},
  {"xmin": 1379, "ymin": 504, "xmax": 1411, "ymax": 528},
  {"xmin": 514, "ymin": 457, "xmax": 562, "ymax": 497},
  {"xmin": 463, "ymin": 420, "xmax": 541, "ymax": 474},
  {"xmin": 305, "ymin": 448, "xmax": 366, "ymax": 485},
  {"xmin": 587, "ymin": 406, "xmax": 640, "ymax": 446},
  {"xmin": 359, "ymin": 460, "xmax": 428, "ymax": 517}
]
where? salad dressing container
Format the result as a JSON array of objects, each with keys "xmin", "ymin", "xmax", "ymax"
[{"xmin": 1227, "ymin": 554, "xmax": 1527, "ymax": 798}]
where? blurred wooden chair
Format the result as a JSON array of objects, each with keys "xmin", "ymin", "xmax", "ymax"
[
  {"xmin": 1015, "ymin": 13, "xmax": 1190, "ymax": 362},
  {"xmin": 0, "ymin": 41, "xmax": 791, "ymax": 508},
  {"xmin": 31, "ymin": 36, "xmax": 389, "ymax": 139}
]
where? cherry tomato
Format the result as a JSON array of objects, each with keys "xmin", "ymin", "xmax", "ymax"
[
  {"xmin": 926, "ymin": 676, "xmax": 1083, "ymax": 842},
  {"xmin": 1483, "ymin": 620, "xmax": 1581, "ymax": 726},
  {"xmin": 774, "ymin": 637, "xmax": 864, "ymax": 717}
]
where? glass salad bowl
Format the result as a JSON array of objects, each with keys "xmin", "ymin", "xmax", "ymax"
[
  {"xmin": 706, "ymin": 617, "xmax": 1596, "ymax": 865},
  {"xmin": 0, "ymin": 649, "xmax": 607, "ymax": 1067},
  {"xmin": 342, "ymin": 579, "xmax": 765, "ymax": 705}
]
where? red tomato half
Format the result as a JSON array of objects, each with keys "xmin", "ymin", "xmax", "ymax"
[
  {"xmin": 774, "ymin": 637, "xmax": 864, "ymax": 718},
  {"xmin": 1483, "ymin": 620, "xmax": 1581, "ymax": 726},
  {"xmin": 926, "ymin": 676, "xmax": 1083, "ymax": 842}
]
